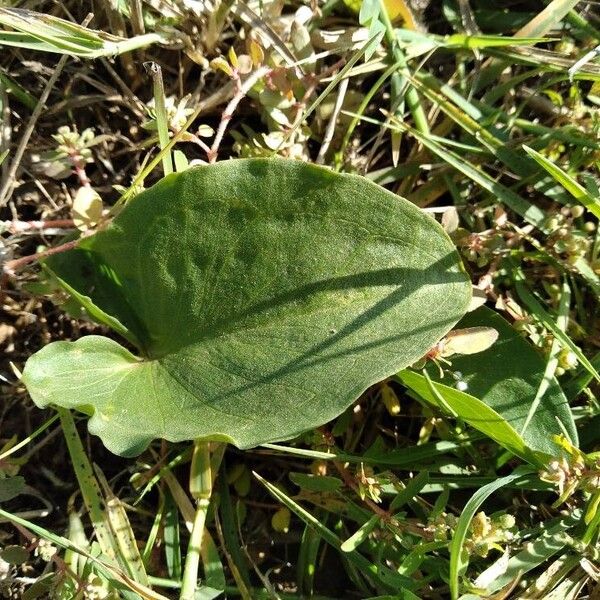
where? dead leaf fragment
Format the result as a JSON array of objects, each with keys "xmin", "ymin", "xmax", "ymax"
[{"xmin": 72, "ymin": 187, "xmax": 103, "ymax": 231}]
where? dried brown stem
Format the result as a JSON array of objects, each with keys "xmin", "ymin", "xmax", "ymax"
[
  {"xmin": 0, "ymin": 14, "xmax": 94, "ymax": 207},
  {"xmin": 316, "ymin": 76, "xmax": 349, "ymax": 164},
  {"xmin": 292, "ymin": 57, "xmax": 347, "ymax": 126},
  {"xmin": 0, "ymin": 53, "xmax": 69, "ymax": 207},
  {"xmin": 208, "ymin": 66, "xmax": 271, "ymax": 163}
]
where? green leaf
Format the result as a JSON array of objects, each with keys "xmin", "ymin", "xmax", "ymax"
[
  {"xmin": 43, "ymin": 264, "xmax": 141, "ymax": 348},
  {"xmin": 433, "ymin": 306, "xmax": 577, "ymax": 455},
  {"xmin": 444, "ymin": 33, "xmax": 551, "ymax": 48},
  {"xmin": 523, "ymin": 145, "xmax": 600, "ymax": 219},
  {"xmin": 163, "ymin": 492, "xmax": 182, "ymax": 579},
  {"xmin": 44, "ymin": 249, "xmax": 147, "ymax": 346},
  {"xmin": 398, "ymin": 303, "xmax": 577, "ymax": 464},
  {"xmin": 289, "ymin": 472, "xmax": 343, "ymax": 493},
  {"xmin": 359, "ymin": 0, "xmax": 380, "ymax": 25},
  {"xmin": 358, "ymin": 0, "xmax": 384, "ymax": 61},
  {"xmin": 448, "ymin": 468, "xmax": 535, "ymax": 600},
  {"xmin": 200, "ymin": 530, "xmax": 226, "ymax": 593},
  {"xmin": 389, "ymin": 471, "xmax": 429, "ymax": 512},
  {"xmin": 0, "ymin": 545, "xmax": 29, "ymax": 564},
  {"xmin": 23, "ymin": 159, "xmax": 470, "ymax": 456},
  {"xmin": 0, "ymin": 476, "xmax": 25, "ymax": 502},
  {"xmin": 397, "ymin": 369, "xmax": 536, "ymax": 464}
]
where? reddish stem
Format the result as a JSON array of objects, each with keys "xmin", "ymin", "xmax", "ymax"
[
  {"xmin": 5, "ymin": 219, "xmax": 75, "ymax": 233},
  {"xmin": 3, "ymin": 237, "xmax": 84, "ymax": 277}
]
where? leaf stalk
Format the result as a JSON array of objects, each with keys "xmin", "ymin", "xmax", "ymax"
[{"xmin": 180, "ymin": 440, "xmax": 212, "ymax": 600}]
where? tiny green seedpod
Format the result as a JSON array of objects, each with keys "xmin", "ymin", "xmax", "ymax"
[
  {"xmin": 570, "ymin": 205, "xmax": 585, "ymax": 219},
  {"xmin": 380, "ymin": 382, "xmax": 400, "ymax": 416},
  {"xmin": 227, "ymin": 46, "xmax": 239, "ymax": 70},
  {"xmin": 210, "ymin": 57, "xmax": 234, "ymax": 78},
  {"xmin": 558, "ymin": 348, "xmax": 578, "ymax": 370},
  {"xmin": 233, "ymin": 467, "xmax": 252, "ymax": 497},
  {"xmin": 248, "ymin": 39, "xmax": 264, "ymax": 67},
  {"xmin": 271, "ymin": 507, "xmax": 291, "ymax": 533},
  {"xmin": 226, "ymin": 462, "xmax": 246, "ymax": 485}
]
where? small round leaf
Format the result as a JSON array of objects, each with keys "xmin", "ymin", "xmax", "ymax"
[{"xmin": 1, "ymin": 545, "xmax": 29, "ymax": 564}]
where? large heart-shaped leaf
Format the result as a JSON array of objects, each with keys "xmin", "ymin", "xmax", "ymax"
[{"xmin": 23, "ymin": 159, "xmax": 470, "ymax": 456}]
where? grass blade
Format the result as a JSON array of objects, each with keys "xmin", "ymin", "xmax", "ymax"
[
  {"xmin": 397, "ymin": 369, "xmax": 541, "ymax": 465},
  {"xmin": 254, "ymin": 471, "xmax": 415, "ymax": 594},
  {"xmin": 95, "ymin": 464, "xmax": 150, "ymax": 586},
  {"xmin": 523, "ymin": 145, "xmax": 600, "ymax": 219},
  {"xmin": 0, "ymin": 8, "xmax": 164, "ymax": 57},
  {"xmin": 513, "ymin": 265, "xmax": 600, "ymax": 386},
  {"xmin": 391, "ymin": 119, "xmax": 548, "ymax": 229},
  {"xmin": 340, "ymin": 514, "xmax": 380, "ymax": 553},
  {"xmin": 145, "ymin": 62, "xmax": 173, "ymax": 177},
  {"xmin": 57, "ymin": 408, "xmax": 117, "ymax": 561},
  {"xmin": 520, "ymin": 278, "xmax": 570, "ymax": 437},
  {"xmin": 449, "ymin": 468, "xmax": 534, "ymax": 600}
]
